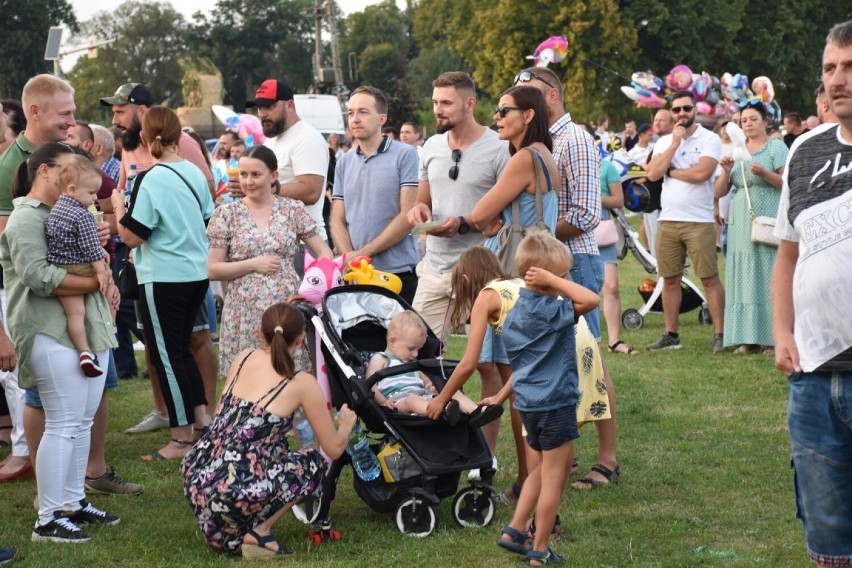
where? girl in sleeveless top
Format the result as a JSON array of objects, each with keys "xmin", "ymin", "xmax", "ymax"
[{"xmin": 182, "ymin": 302, "xmax": 356, "ymax": 558}]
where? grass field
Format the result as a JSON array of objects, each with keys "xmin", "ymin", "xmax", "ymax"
[{"xmin": 0, "ymin": 235, "xmax": 809, "ymax": 567}]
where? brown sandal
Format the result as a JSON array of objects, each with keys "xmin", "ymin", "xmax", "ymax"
[
  {"xmin": 571, "ymin": 463, "xmax": 620, "ymax": 490},
  {"xmin": 608, "ymin": 341, "xmax": 638, "ymax": 355}
]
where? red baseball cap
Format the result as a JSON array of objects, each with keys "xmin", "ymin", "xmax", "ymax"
[{"xmin": 245, "ymin": 79, "xmax": 295, "ymax": 108}]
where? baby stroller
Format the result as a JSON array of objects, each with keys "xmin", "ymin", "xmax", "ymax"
[
  {"xmin": 612, "ymin": 174, "xmax": 712, "ymax": 331},
  {"xmin": 293, "ymin": 285, "xmax": 497, "ymax": 538}
]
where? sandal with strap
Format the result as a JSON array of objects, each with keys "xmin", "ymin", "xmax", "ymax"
[
  {"xmin": 526, "ymin": 547, "xmax": 565, "ymax": 566},
  {"xmin": 497, "ymin": 525, "xmax": 531, "ymax": 555},
  {"xmin": 529, "ymin": 514, "xmax": 565, "ymax": 542},
  {"xmin": 242, "ymin": 528, "xmax": 293, "ymax": 558},
  {"xmin": 571, "ymin": 463, "xmax": 620, "ymax": 490},
  {"xmin": 141, "ymin": 438, "xmax": 194, "ymax": 462},
  {"xmin": 608, "ymin": 341, "xmax": 638, "ymax": 355},
  {"xmin": 443, "ymin": 399, "xmax": 461, "ymax": 426}
]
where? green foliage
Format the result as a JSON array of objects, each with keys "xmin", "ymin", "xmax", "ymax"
[
  {"xmin": 409, "ymin": 46, "xmax": 470, "ymax": 101},
  {"xmin": 340, "ymin": 0, "xmax": 410, "ymax": 60},
  {"xmin": 188, "ymin": 0, "xmax": 314, "ymax": 109},
  {"xmin": 67, "ymin": 0, "xmax": 189, "ymax": 123},
  {"xmin": 0, "ymin": 0, "xmax": 77, "ymax": 98}
]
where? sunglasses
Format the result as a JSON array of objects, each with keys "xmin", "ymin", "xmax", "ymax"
[
  {"xmin": 670, "ymin": 105, "xmax": 694, "ymax": 114},
  {"xmin": 513, "ymin": 71, "xmax": 556, "ymax": 90},
  {"xmin": 449, "ymin": 149, "xmax": 462, "ymax": 181},
  {"xmin": 495, "ymin": 106, "xmax": 525, "ymax": 118},
  {"xmin": 739, "ymin": 97, "xmax": 764, "ymax": 110}
]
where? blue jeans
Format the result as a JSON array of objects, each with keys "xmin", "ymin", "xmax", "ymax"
[
  {"xmin": 569, "ymin": 253, "xmax": 604, "ymax": 341},
  {"xmin": 787, "ymin": 370, "xmax": 852, "ymax": 564}
]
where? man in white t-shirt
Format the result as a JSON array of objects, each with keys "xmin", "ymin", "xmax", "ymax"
[
  {"xmin": 243, "ymin": 79, "xmax": 328, "ymax": 238},
  {"xmin": 645, "ymin": 91, "xmax": 724, "ymax": 353}
]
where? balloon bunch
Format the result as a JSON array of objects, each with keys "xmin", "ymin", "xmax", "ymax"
[{"xmin": 620, "ymin": 65, "xmax": 782, "ymax": 124}]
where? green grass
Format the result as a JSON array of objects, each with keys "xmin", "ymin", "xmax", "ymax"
[{"xmin": 0, "ymin": 233, "xmax": 808, "ymax": 567}]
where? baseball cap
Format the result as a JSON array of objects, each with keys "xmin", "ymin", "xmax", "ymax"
[
  {"xmin": 637, "ymin": 123, "xmax": 652, "ymax": 134},
  {"xmin": 100, "ymin": 83, "xmax": 155, "ymax": 107},
  {"xmin": 245, "ymin": 79, "xmax": 295, "ymax": 108}
]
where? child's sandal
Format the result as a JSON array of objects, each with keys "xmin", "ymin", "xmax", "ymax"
[
  {"xmin": 525, "ymin": 547, "xmax": 565, "ymax": 566},
  {"xmin": 497, "ymin": 525, "xmax": 531, "ymax": 555}
]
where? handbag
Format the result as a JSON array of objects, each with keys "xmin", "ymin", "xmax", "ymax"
[
  {"xmin": 494, "ymin": 147, "xmax": 552, "ymax": 276},
  {"xmin": 740, "ymin": 162, "xmax": 780, "ymax": 247},
  {"xmin": 593, "ymin": 216, "xmax": 618, "ymax": 247},
  {"xmin": 377, "ymin": 441, "xmax": 422, "ymax": 483}
]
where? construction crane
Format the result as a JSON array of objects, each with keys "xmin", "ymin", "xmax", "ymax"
[{"xmin": 312, "ymin": 0, "xmax": 348, "ymax": 104}]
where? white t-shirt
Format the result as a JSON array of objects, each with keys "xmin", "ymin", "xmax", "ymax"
[
  {"xmin": 264, "ymin": 120, "xmax": 329, "ymax": 234},
  {"xmin": 627, "ymin": 142, "xmax": 653, "ymax": 165},
  {"xmin": 656, "ymin": 125, "xmax": 722, "ymax": 223}
]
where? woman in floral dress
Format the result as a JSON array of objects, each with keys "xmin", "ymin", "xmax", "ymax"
[
  {"xmin": 182, "ymin": 302, "xmax": 356, "ymax": 557},
  {"xmin": 207, "ymin": 145, "xmax": 333, "ymax": 375}
]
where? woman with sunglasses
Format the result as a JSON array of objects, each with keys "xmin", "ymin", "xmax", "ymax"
[{"xmin": 714, "ymin": 100, "xmax": 788, "ymax": 356}]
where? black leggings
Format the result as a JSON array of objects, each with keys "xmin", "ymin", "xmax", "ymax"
[{"xmin": 137, "ymin": 279, "xmax": 209, "ymax": 428}]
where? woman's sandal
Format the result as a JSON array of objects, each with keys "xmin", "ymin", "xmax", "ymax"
[
  {"xmin": 497, "ymin": 525, "xmax": 531, "ymax": 555},
  {"xmin": 571, "ymin": 463, "xmax": 620, "ymax": 490},
  {"xmin": 607, "ymin": 341, "xmax": 638, "ymax": 355},
  {"xmin": 525, "ymin": 547, "xmax": 566, "ymax": 566},
  {"xmin": 141, "ymin": 438, "xmax": 194, "ymax": 462},
  {"xmin": 193, "ymin": 426, "xmax": 209, "ymax": 442},
  {"xmin": 241, "ymin": 528, "xmax": 293, "ymax": 558}
]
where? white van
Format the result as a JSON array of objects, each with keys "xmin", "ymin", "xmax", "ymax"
[{"xmin": 294, "ymin": 94, "xmax": 345, "ymax": 135}]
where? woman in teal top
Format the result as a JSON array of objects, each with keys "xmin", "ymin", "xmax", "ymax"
[
  {"xmin": 714, "ymin": 101, "xmax": 787, "ymax": 355},
  {"xmin": 112, "ymin": 106, "xmax": 214, "ymax": 461},
  {"xmin": 0, "ymin": 142, "xmax": 119, "ymax": 542}
]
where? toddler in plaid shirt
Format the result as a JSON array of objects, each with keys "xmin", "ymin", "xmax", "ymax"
[{"xmin": 45, "ymin": 155, "xmax": 110, "ymax": 377}]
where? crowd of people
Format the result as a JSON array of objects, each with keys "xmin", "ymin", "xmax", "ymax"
[{"xmin": 0, "ymin": 18, "xmax": 850, "ymax": 566}]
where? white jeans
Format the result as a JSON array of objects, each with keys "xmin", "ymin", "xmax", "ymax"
[
  {"xmin": 0, "ymin": 288, "xmax": 27, "ymax": 457},
  {"xmin": 29, "ymin": 334, "xmax": 106, "ymax": 524}
]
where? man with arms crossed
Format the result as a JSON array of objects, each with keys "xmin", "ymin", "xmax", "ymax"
[{"xmin": 772, "ymin": 20, "xmax": 852, "ymax": 568}]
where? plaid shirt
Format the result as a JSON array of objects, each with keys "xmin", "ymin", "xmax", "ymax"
[
  {"xmin": 102, "ymin": 156, "xmax": 121, "ymax": 185},
  {"xmin": 45, "ymin": 195, "xmax": 104, "ymax": 265},
  {"xmin": 550, "ymin": 113, "xmax": 601, "ymax": 255}
]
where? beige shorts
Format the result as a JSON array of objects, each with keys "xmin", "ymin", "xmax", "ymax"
[
  {"xmin": 57, "ymin": 262, "xmax": 96, "ymax": 277},
  {"xmin": 655, "ymin": 221, "xmax": 718, "ymax": 279}
]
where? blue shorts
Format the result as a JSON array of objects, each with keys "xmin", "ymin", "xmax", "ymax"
[
  {"xmin": 569, "ymin": 253, "xmax": 604, "ymax": 341},
  {"xmin": 478, "ymin": 326, "xmax": 509, "ymax": 365},
  {"xmin": 520, "ymin": 405, "xmax": 579, "ymax": 451},
  {"xmin": 787, "ymin": 370, "xmax": 852, "ymax": 564},
  {"xmin": 599, "ymin": 244, "xmax": 617, "ymax": 265},
  {"xmin": 25, "ymin": 350, "xmax": 118, "ymax": 408}
]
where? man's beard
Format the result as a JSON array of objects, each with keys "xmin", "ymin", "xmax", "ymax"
[
  {"xmin": 262, "ymin": 116, "xmax": 287, "ymax": 138},
  {"xmin": 678, "ymin": 113, "xmax": 695, "ymax": 129},
  {"xmin": 122, "ymin": 120, "xmax": 143, "ymax": 151},
  {"xmin": 435, "ymin": 119, "xmax": 456, "ymax": 134}
]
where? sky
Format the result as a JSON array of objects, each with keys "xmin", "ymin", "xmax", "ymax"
[{"xmin": 62, "ymin": 0, "xmax": 404, "ymax": 70}]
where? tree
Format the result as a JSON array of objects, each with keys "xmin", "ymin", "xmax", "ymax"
[
  {"xmin": 66, "ymin": 1, "xmax": 189, "ymax": 123},
  {"xmin": 189, "ymin": 0, "xmax": 314, "ymax": 110},
  {"xmin": 409, "ymin": 45, "xmax": 470, "ymax": 100},
  {"xmin": 0, "ymin": 0, "xmax": 77, "ymax": 98}
]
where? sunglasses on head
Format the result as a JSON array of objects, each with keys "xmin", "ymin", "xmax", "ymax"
[
  {"xmin": 449, "ymin": 149, "xmax": 462, "ymax": 181},
  {"xmin": 670, "ymin": 105, "xmax": 694, "ymax": 114},
  {"xmin": 739, "ymin": 97, "xmax": 764, "ymax": 110},
  {"xmin": 513, "ymin": 71, "xmax": 556, "ymax": 90},
  {"xmin": 494, "ymin": 106, "xmax": 525, "ymax": 118}
]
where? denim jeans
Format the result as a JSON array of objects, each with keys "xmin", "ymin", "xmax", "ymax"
[
  {"xmin": 787, "ymin": 370, "xmax": 852, "ymax": 564},
  {"xmin": 569, "ymin": 253, "xmax": 604, "ymax": 341}
]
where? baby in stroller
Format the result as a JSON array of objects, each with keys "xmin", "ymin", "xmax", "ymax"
[{"xmin": 367, "ymin": 310, "xmax": 503, "ymax": 429}]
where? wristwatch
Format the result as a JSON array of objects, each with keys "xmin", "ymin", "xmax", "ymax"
[{"xmin": 457, "ymin": 217, "xmax": 470, "ymax": 235}]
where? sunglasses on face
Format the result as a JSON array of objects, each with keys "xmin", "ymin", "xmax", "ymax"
[
  {"xmin": 513, "ymin": 71, "xmax": 556, "ymax": 90},
  {"xmin": 449, "ymin": 149, "xmax": 462, "ymax": 181},
  {"xmin": 670, "ymin": 105, "xmax": 694, "ymax": 114},
  {"xmin": 494, "ymin": 106, "xmax": 525, "ymax": 118}
]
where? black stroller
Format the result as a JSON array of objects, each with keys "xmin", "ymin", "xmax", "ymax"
[{"xmin": 293, "ymin": 285, "xmax": 498, "ymax": 537}]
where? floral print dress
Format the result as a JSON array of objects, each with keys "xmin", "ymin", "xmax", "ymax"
[
  {"xmin": 207, "ymin": 196, "xmax": 319, "ymax": 375},
  {"xmin": 182, "ymin": 352, "xmax": 325, "ymax": 554}
]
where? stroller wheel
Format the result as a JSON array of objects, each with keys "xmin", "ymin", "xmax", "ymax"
[
  {"xmin": 395, "ymin": 497, "xmax": 437, "ymax": 537},
  {"xmin": 452, "ymin": 486, "xmax": 495, "ymax": 528},
  {"xmin": 622, "ymin": 309, "xmax": 644, "ymax": 330},
  {"xmin": 699, "ymin": 307, "xmax": 713, "ymax": 325}
]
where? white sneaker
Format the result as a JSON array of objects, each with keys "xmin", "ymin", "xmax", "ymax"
[
  {"xmin": 468, "ymin": 456, "xmax": 498, "ymax": 481},
  {"xmin": 125, "ymin": 410, "xmax": 169, "ymax": 434}
]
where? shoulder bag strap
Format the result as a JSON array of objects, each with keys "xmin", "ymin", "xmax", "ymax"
[
  {"xmin": 739, "ymin": 161, "xmax": 755, "ymax": 220},
  {"xmin": 522, "ymin": 146, "xmax": 546, "ymax": 223},
  {"xmin": 155, "ymin": 163, "xmax": 203, "ymax": 212}
]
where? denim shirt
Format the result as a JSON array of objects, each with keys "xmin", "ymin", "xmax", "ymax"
[
  {"xmin": 0, "ymin": 197, "xmax": 116, "ymax": 388},
  {"xmin": 502, "ymin": 287, "xmax": 579, "ymax": 412}
]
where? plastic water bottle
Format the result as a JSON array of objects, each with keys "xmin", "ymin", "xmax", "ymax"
[
  {"xmin": 292, "ymin": 408, "xmax": 316, "ymax": 449},
  {"xmin": 125, "ymin": 164, "xmax": 138, "ymax": 208},
  {"xmin": 347, "ymin": 422, "xmax": 381, "ymax": 481}
]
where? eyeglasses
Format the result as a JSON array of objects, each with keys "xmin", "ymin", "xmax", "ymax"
[
  {"xmin": 495, "ymin": 106, "xmax": 525, "ymax": 118},
  {"xmin": 449, "ymin": 149, "xmax": 462, "ymax": 181},
  {"xmin": 513, "ymin": 71, "xmax": 556, "ymax": 90},
  {"xmin": 670, "ymin": 105, "xmax": 694, "ymax": 114},
  {"xmin": 739, "ymin": 97, "xmax": 764, "ymax": 110}
]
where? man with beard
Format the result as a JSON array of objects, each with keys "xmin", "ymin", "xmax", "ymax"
[
  {"xmin": 406, "ymin": 72, "xmax": 509, "ymax": 475},
  {"xmin": 645, "ymin": 91, "xmax": 724, "ymax": 352},
  {"xmin": 100, "ymin": 83, "xmax": 219, "ymax": 434},
  {"xmin": 243, "ymin": 79, "xmax": 328, "ymax": 238}
]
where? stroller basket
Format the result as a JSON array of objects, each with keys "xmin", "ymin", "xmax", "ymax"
[{"xmin": 638, "ymin": 284, "xmax": 704, "ymax": 314}]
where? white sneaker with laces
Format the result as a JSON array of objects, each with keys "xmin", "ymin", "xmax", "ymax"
[{"xmin": 125, "ymin": 410, "xmax": 169, "ymax": 434}]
